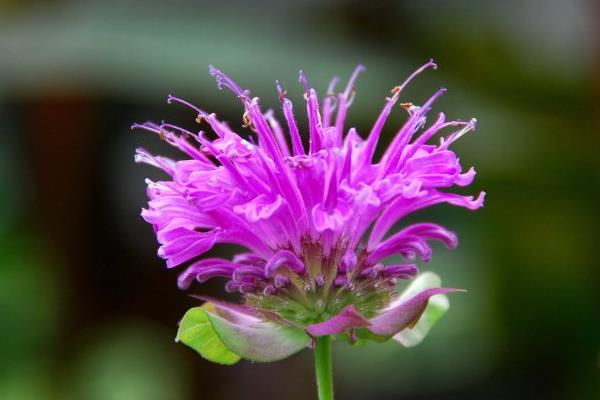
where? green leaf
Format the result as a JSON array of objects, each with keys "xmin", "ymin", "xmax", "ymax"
[
  {"xmin": 393, "ymin": 272, "xmax": 451, "ymax": 347},
  {"xmin": 176, "ymin": 306, "xmax": 241, "ymax": 365}
]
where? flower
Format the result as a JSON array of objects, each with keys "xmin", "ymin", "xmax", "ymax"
[{"xmin": 134, "ymin": 60, "xmax": 484, "ymax": 364}]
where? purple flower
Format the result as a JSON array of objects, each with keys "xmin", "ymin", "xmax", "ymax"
[{"xmin": 134, "ymin": 60, "xmax": 484, "ymax": 363}]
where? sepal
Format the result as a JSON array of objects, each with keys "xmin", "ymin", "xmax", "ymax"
[
  {"xmin": 176, "ymin": 301, "xmax": 310, "ymax": 364},
  {"xmin": 304, "ymin": 272, "xmax": 458, "ymax": 347},
  {"xmin": 176, "ymin": 305, "xmax": 241, "ymax": 365}
]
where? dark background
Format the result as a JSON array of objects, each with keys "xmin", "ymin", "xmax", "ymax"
[{"xmin": 1, "ymin": 1, "xmax": 599, "ymax": 399}]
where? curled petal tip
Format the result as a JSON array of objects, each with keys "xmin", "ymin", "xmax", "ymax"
[
  {"xmin": 477, "ymin": 191, "xmax": 487, "ymax": 206},
  {"xmin": 298, "ymin": 69, "xmax": 310, "ymax": 91},
  {"xmin": 208, "ymin": 65, "xmax": 247, "ymax": 97}
]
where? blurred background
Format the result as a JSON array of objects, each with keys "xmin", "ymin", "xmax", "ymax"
[{"xmin": 1, "ymin": 0, "xmax": 599, "ymax": 399}]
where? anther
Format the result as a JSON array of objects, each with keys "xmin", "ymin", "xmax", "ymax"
[
  {"xmin": 279, "ymin": 89, "xmax": 288, "ymax": 102},
  {"xmin": 242, "ymin": 111, "xmax": 254, "ymax": 130}
]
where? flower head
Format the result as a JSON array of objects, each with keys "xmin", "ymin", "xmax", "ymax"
[{"xmin": 134, "ymin": 61, "xmax": 484, "ymax": 363}]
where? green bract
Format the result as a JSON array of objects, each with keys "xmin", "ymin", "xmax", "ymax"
[
  {"xmin": 176, "ymin": 272, "xmax": 452, "ymax": 364},
  {"xmin": 393, "ymin": 272, "xmax": 451, "ymax": 347},
  {"xmin": 176, "ymin": 306, "xmax": 240, "ymax": 365},
  {"xmin": 177, "ymin": 303, "xmax": 310, "ymax": 364}
]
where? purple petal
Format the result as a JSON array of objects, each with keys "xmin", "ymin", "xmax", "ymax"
[
  {"xmin": 158, "ymin": 229, "xmax": 217, "ymax": 268},
  {"xmin": 264, "ymin": 250, "xmax": 305, "ymax": 277},
  {"xmin": 305, "ymin": 305, "xmax": 371, "ymax": 337},
  {"xmin": 367, "ymin": 234, "xmax": 432, "ymax": 264},
  {"xmin": 202, "ymin": 301, "xmax": 310, "ymax": 362},
  {"xmin": 399, "ymin": 223, "xmax": 458, "ymax": 248},
  {"xmin": 233, "ymin": 194, "xmax": 283, "ymax": 222},
  {"xmin": 233, "ymin": 252, "xmax": 266, "ymax": 266},
  {"xmin": 368, "ymin": 190, "xmax": 485, "ymax": 248},
  {"xmin": 367, "ymin": 287, "xmax": 459, "ymax": 337},
  {"xmin": 178, "ymin": 258, "xmax": 239, "ymax": 289},
  {"xmin": 311, "ymin": 202, "xmax": 353, "ymax": 232},
  {"xmin": 382, "ymin": 264, "xmax": 419, "ymax": 279}
]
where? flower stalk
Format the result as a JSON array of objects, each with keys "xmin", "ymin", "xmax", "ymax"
[{"xmin": 314, "ymin": 336, "xmax": 334, "ymax": 400}]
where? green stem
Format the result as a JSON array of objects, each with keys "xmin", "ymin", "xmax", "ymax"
[{"xmin": 314, "ymin": 335, "xmax": 334, "ymax": 400}]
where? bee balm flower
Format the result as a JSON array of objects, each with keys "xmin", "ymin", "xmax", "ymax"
[{"xmin": 134, "ymin": 61, "xmax": 484, "ymax": 367}]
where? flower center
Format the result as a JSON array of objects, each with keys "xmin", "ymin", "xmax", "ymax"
[{"xmin": 245, "ymin": 240, "xmax": 396, "ymax": 327}]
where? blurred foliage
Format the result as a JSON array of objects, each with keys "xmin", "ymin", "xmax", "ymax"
[{"xmin": 68, "ymin": 323, "xmax": 190, "ymax": 400}]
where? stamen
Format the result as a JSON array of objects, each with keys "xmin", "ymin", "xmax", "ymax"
[
  {"xmin": 132, "ymin": 122, "xmax": 181, "ymax": 149},
  {"xmin": 167, "ymin": 94, "xmax": 208, "ymax": 118},
  {"xmin": 331, "ymin": 65, "xmax": 366, "ymax": 141},
  {"xmin": 380, "ymin": 86, "xmax": 448, "ymax": 176},
  {"xmin": 159, "ymin": 122, "xmax": 197, "ymax": 138},
  {"xmin": 390, "ymin": 58, "xmax": 437, "ymax": 96},
  {"xmin": 242, "ymin": 111, "xmax": 255, "ymax": 130},
  {"xmin": 306, "ymin": 88, "xmax": 324, "ymax": 153},
  {"xmin": 440, "ymin": 118, "xmax": 477, "ymax": 149},
  {"xmin": 134, "ymin": 147, "xmax": 175, "ymax": 174},
  {"xmin": 209, "ymin": 65, "xmax": 249, "ymax": 99},
  {"xmin": 275, "ymin": 80, "xmax": 285, "ymax": 97},
  {"xmin": 276, "ymin": 80, "xmax": 305, "ymax": 155},
  {"xmin": 322, "ymin": 76, "xmax": 340, "ymax": 128},
  {"xmin": 342, "ymin": 64, "xmax": 366, "ymax": 99},
  {"xmin": 361, "ymin": 61, "xmax": 436, "ymax": 167},
  {"xmin": 399, "ymin": 114, "xmax": 472, "ymax": 168},
  {"xmin": 276, "ymin": 80, "xmax": 287, "ymax": 102},
  {"xmin": 298, "ymin": 70, "xmax": 310, "ymax": 92},
  {"xmin": 345, "ymin": 89, "xmax": 357, "ymax": 108}
]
